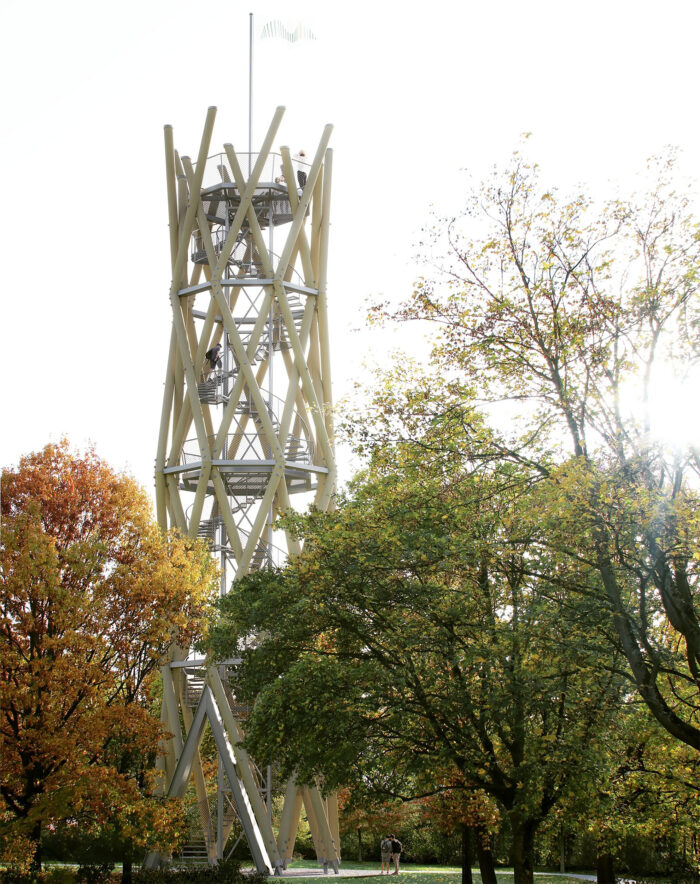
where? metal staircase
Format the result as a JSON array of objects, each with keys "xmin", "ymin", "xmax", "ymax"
[
  {"xmin": 177, "ymin": 840, "xmax": 211, "ymax": 867},
  {"xmin": 184, "ymin": 670, "xmax": 206, "ymax": 708}
]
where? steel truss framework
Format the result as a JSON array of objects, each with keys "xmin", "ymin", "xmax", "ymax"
[{"xmin": 150, "ymin": 106, "xmax": 339, "ymax": 874}]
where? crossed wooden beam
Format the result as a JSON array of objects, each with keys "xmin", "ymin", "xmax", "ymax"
[{"xmin": 151, "ymin": 107, "xmax": 340, "ymax": 873}]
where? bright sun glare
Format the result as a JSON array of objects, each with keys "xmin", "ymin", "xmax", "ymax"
[{"xmin": 643, "ymin": 363, "xmax": 700, "ymax": 450}]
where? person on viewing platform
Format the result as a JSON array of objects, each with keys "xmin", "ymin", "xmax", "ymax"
[{"xmin": 294, "ymin": 149, "xmax": 308, "ymax": 190}]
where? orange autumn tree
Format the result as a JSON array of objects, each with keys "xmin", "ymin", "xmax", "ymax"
[
  {"xmin": 0, "ymin": 441, "xmax": 219, "ymax": 876},
  {"xmin": 422, "ymin": 775, "xmax": 500, "ymax": 884},
  {"xmin": 337, "ymin": 787, "xmax": 415, "ymax": 863}
]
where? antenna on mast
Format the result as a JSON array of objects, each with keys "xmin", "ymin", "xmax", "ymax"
[{"xmin": 248, "ymin": 12, "xmax": 253, "ymax": 176}]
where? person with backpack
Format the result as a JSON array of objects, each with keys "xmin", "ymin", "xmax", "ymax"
[
  {"xmin": 390, "ymin": 834, "xmax": 402, "ymax": 875},
  {"xmin": 379, "ymin": 835, "xmax": 393, "ymax": 874},
  {"xmin": 205, "ymin": 342, "xmax": 223, "ymax": 377}
]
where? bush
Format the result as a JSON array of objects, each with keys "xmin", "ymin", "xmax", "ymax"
[
  {"xmin": 43, "ymin": 870, "xmax": 76, "ymax": 884},
  {"xmin": 0, "ymin": 869, "xmax": 76, "ymax": 884},
  {"xmin": 132, "ymin": 858, "xmax": 266, "ymax": 883},
  {"xmin": 75, "ymin": 865, "xmax": 113, "ymax": 884}
]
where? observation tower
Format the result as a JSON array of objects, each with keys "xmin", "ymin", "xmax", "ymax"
[{"xmin": 151, "ymin": 106, "xmax": 339, "ymax": 874}]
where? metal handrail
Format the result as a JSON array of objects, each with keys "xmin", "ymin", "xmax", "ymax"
[
  {"xmin": 181, "ymin": 429, "xmax": 313, "ymax": 466},
  {"xmin": 221, "ymin": 533, "xmax": 286, "ymax": 569},
  {"xmin": 195, "ymin": 151, "xmax": 310, "ymax": 190},
  {"xmin": 202, "ymin": 386, "xmax": 312, "ymax": 442},
  {"xmin": 236, "ymin": 387, "xmax": 301, "ymax": 425},
  {"xmin": 191, "ymin": 229, "xmax": 306, "ymax": 288}
]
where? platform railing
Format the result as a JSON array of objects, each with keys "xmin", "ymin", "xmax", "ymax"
[
  {"xmin": 181, "ymin": 429, "xmax": 313, "ymax": 467},
  {"xmin": 195, "ymin": 151, "xmax": 310, "ymax": 190}
]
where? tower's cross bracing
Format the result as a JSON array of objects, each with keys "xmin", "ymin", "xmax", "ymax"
[{"xmin": 151, "ymin": 106, "xmax": 340, "ymax": 874}]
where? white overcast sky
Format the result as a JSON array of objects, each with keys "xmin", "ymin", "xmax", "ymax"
[{"xmin": 1, "ymin": 0, "xmax": 699, "ymax": 497}]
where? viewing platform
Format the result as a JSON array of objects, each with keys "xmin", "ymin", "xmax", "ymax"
[{"xmin": 195, "ymin": 150, "xmax": 310, "ymax": 229}]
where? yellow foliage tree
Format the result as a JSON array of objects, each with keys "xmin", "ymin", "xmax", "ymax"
[{"xmin": 0, "ymin": 441, "xmax": 219, "ymax": 877}]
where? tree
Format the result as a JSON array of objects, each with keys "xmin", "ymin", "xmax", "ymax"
[
  {"xmin": 368, "ymin": 152, "xmax": 700, "ymax": 752},
  {"xmin": 210, "ymin": 151, "xmax": 700, "ymax": 883},
  {"xmin": 586, "ymin": 701, "xmax": 700, "ymax": 879},
  {"xmin": 336, "ymin": 787, "xmax": 413, "ymax": 863},
  {"xmin": 422, "ymin": 780, "xmax": 500, "ymax": 884},
  {"xmin": 207, "ymin": 431, "xmax": 623, "ymax": 884},
  {"xmin": 0, "ymin": 441, "xmax": 219, "ymax": 877}
]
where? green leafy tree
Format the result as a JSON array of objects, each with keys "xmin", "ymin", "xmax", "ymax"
[
  {"xmin": 536, "ymin": 693, "xmax": 700, "ymax": 879},
  {"xmin": 368, "ymin": 152, "xmax": 700, "ymax": 751},
  {"xmin": 208, "ymin": 151, "xmax": 700, "ymax": 884},
  {"xmin": 590, "ymin": 702, "xmax": 700, "ymax": 878},
  {"xmin": 207, "ymin": 432, "xmax": 623, "ymax": 884}
]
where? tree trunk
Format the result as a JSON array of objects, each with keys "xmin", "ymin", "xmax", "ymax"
[
  {"xmin": 510, "ymin": 819, "xmax": 536, "ymax": 884},
  {"xmin": 475, "ymin": 824, "xmax": 497, "ymax": 884},
  {"xmin": 122, "ymin": 845, "xmax": 133, "ymax": 884},
  {"xmin": 460, "ymin": 823, "xmax": 474, "ymax": 884},
  {"xmin": 357, "ymin": 827, "xmax": 363, "ymax": 863},
  {"xmin": 559, "ymin": 826, "xmax": 566, "ymax": 874},
  {"xmin": 596, "ymin": 851, "xmax": 615, "ymax": 884},
  {"xmin": 29, "ymin": 818, "xmax": 42, "ymax": 875}
]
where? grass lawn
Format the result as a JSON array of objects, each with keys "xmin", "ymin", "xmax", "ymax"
[
  {"xmin": 283, "ymin": 861, "xmax": 591, "ymax": 884},
  {"xmin": 283, "ymin": 876, "xmax": 588, "ymax": 884},
  {"xmin": 39, "ymin": 859, "xmax": 594, "ymax": 883}
]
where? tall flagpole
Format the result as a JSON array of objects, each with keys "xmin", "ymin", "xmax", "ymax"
[{"xmin": 248, "ymin": 12, "xmax": 253, "ymax": 176}]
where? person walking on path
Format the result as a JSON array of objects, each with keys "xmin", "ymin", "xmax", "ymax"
[
  {"xmin": 390, "ymin": 835, "xmax": 402, "ymax": 875},
  {"xmin": 380, "ymin": 835, "xmax": 393, "ymax": 875}
]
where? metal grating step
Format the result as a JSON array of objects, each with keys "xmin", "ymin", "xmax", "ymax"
[
  {"xmin": 184, "ymin": 675, "xmax": 206, "ymax": 708},
  {"xmin": 250, "ymin": 541, "xmax": 272, "ymax": 571},
  {"xmin": 177, "ymin": 840, "xmax": 211, "ymax": 867},
  {"xmin": 197, "ymin": 518, "xmax": 222, "ymax": 543}
]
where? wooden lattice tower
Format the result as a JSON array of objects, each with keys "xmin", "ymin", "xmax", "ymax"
[{"xmin": 151, "ymin": 106, "xmax": 339, "ymax": 874}]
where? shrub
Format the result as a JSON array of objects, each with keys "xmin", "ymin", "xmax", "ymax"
[
  {"xmin": 75, "ymin": 865, "xmax": 113, "ymax": 884},
  {"xmin": 132, "ymin": 858, "xmax": 266, "ymax": 883}
]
